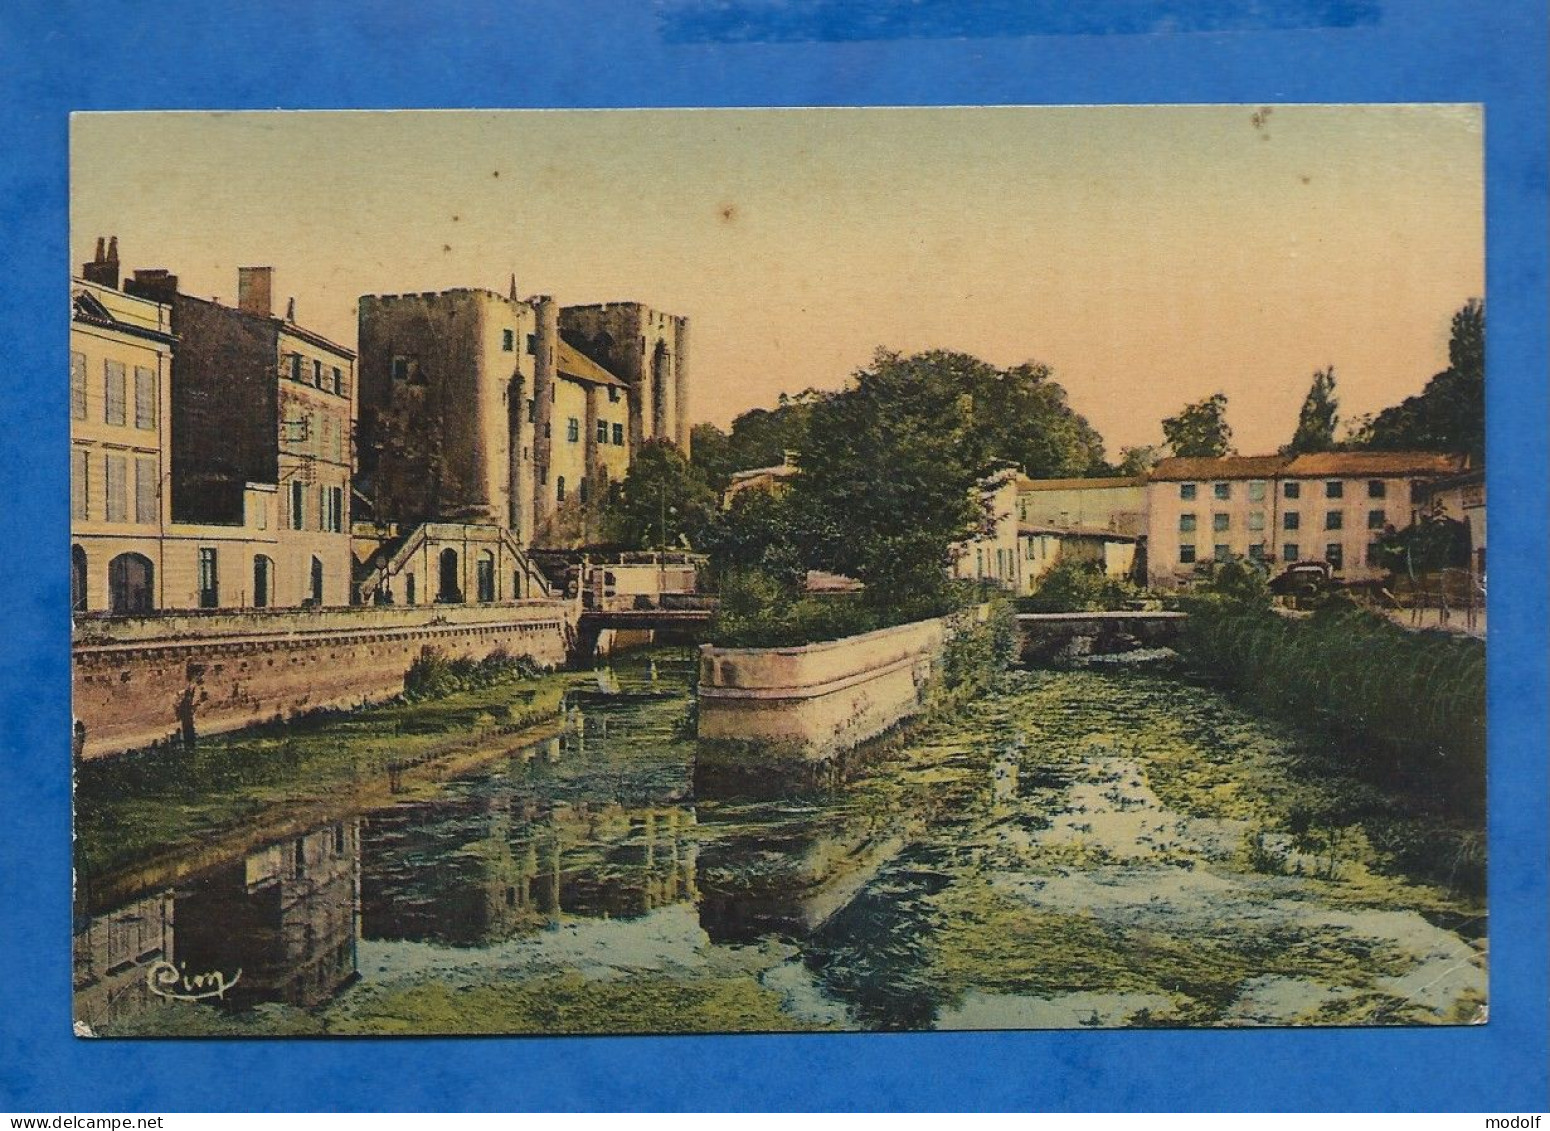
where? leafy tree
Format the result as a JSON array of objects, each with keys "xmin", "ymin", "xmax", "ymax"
[
  {"xmin": 721, "ymin": 390, "xmax": 823, "ymax": 475},
  {"xmin": 601, "ymin": 440, "xmax": 718, "ymax": 550},
  {"xmin": 976, "ymin": 361, "xmax": 1109, "ymax": 477},
  {"xmin": 1377, "ymin": 500, "xmax": 1471, "ymax": 577},
  {"xmin": 1117, "ymin": 444, "xmax": 1162, "ymax": 476},
  {"xmin": 1358, "ymin": 299, "xmax": 1484, "ymax": 463},
  {"xmin": 689, "ymin": 423, "xmax": 737, "ymax": 494},
  {"xmin": 1162, "ymin": 393, "xmax": 1233, "ymax": 458},
  {"xmin": 791, "ymin": 349, "xmax": 999, "ymax": 604},
  {"xmin": 1289, "ymin": 367, "xmax": 1339, "ymax": 453},
  {"xmin": 699, "ymin": 487, "xmax": 809, "ymax": 591}
]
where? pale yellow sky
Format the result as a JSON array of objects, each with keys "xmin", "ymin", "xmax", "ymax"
[{"xmin": 71, "ymin": 106, "xmax": 1483, "ymax": 455}]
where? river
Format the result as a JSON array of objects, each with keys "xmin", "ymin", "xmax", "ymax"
[{"xmin": 73, "ymin": 649, "xmax": 1485, "ymax": 1035}]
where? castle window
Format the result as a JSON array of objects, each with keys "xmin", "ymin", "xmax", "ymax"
[
  {"xmin": 526, "ymin": 334, "xmax": 537, "ymax": 355},
  {"xmin": 391, "ymin": 356, "xmax": 408, "ymax": 381},
  {"xmin": 313, "ymin": 359, "xmax": 323, "ymax": 388},
  {"xmin": 566, "ymin": 417, "xmax": 580, "ymax": 443},
  {"xmin": 556, "ymin": 476, "xmax": 566, "ymax": 502},
  {"xmin": 597, "ymin": 420, "xmax": 609, "ymax": 444},
  {"xmin": 502, "ymin": 329, "xmax": 515, "ymax": 352},
  {"xmin": 291, "ymin": 354, "xmax": 304, "ymax": 382},
  {"xmin": 332, "ymin": 366, "xmax": 343, "ymax": 394},
  {"xmin": 608, "ymin": 387, "xmax": 620, "ymax": 403},
  {"xmin": 612, "ymin": 423, "xmax": 624, "ymax": 446}
]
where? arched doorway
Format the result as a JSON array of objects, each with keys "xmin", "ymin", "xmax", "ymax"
[
  {"xmin": 476, "ymin": 550, "xmax": 496, "ymax": 603},
  {"xmin": 71, "ymin": 545, "xmax": 88, "ymax": 613},
  {"xmin": 438, "ymin": 547, "xmax": 461, "ymax": 603},
  {"xmin": 310, "ymin": 556, "xmax": 324, "ymax": 606},
  {"xmin": 107, "ymin": 552, "xmax": 154, "ymax": 615},
  {"xmin": 253, "ymin": 555, "xmax": 273, "ymax": 608}
]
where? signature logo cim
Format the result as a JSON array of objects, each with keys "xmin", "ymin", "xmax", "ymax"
[{"xmin": 146, "ymin": 960, "xmax": 242, "ymax": 1002}]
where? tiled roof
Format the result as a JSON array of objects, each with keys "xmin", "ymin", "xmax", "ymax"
[
  {"xmin": 1148, "ymin": 455, "xmax": 1291, "ymax": 482},
  {"xmin": 557, "ymin": 340, "xmax": 627, "ymax": 388},
  {"xmin": 1282, "ymin": 451, "xmax": 1467, "ymax": 477},
  {"xmin": 1017, "ymin": 475, "xmax": 1144, "ymax": 492}
]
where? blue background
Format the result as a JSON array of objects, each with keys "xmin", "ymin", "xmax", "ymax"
[{"xmin": 2, "ymin": 0, "xmax": 1545, "ymax": 1113}]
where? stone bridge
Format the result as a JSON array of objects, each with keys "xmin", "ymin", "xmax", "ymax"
[
  {"xmin": 571, "ymin": 608, "xmax": 714, "ymax": 661},
  {"xmin": 1016, "ymin": 611, "xmax": 1187, "ymax": 664}
]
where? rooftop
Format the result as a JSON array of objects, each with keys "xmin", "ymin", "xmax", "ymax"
[
  {"xmin": 557, "ymin": 339, "xmax": 627, "ymax": 389},
  {"xmin": 1017, "ymin": 474, "xmax": 1144, "ymax": 492}
]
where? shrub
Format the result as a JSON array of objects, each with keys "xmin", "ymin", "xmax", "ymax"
[{"xmin": 1020, "ymin": 560, "xmax": 1143, "ymax": 613}]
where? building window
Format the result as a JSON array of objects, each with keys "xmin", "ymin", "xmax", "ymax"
[
  {"xmin": 1325, "ymin": 480, "xmax": 1344, "ymax": 499},
  {"xmin": 253, "ymin": 555, "xmax": 272, "ymax": 608},
  {"xmin": 71, "ymin": 545, "xmax": 87, "ymax": 613},
  {"xmin": 1366, "ymin": 541, "xmax": 1385, "ymax": 567},
  {"xmin": 543, "ymin": 422, "xmax": 551, "ymax": 439},
  {"xmin": 71, "ymin": 352, "xmax": 88, "ymax": 420},
  {"xmin": 134, "ymin": 366, "xmax": 156, "ymax": 430},
  {"xmin": 290, "ymin": 481, "xmax": 305, "ymax": 529},
  {"xmin": 612, "ymin": 423, "xmax": 624, "ymax": 446},
  {"xmin": 292, "ymin": 354, "xmax": 304, "ymax": 382},
  {"xmin": 579, "ymin": 477, "xmax": 590, "ymax": 505},
  {"xmin": 597, "ymin": 420, "xmax": 609, "ymax": 444},
  {"xmin": 1179, "ymin": 483, "xmax": 1196, "ymax": 501},
  {"xmin": 1284, "ymin": 481, "xmax": 1301, "ymax": 499},
  {"xmin": 110, "ymin": 552, "xmax": 155, "ymax": 615},
  {"xmin": 332, "ymin": 366, "xmax": 344, "ymax": 394},
  {"xmin": 104, "ymin": 360, "xmax": 127, "ymax": 426},
  {"xmin": 1283, "ymin": 511, "xmax": 1300, "ymax": 531},
  {"xmin": 1367, "ymin": 509, "xmax": 1387, "ymax": 530},
  {"xmin": 437, "ymin": 548, "xmax": 461, "ymax": 603},
  {"xmin": 71, "ymin": 450, "xmax": 89, "ymax": 521},
  {"xmin": 608, "ymin": 387, "xmax": 620, "ymax": 403},
  {"xmin": 1283, "ymin": 543, "xmax": 1300, "ymax": 563},
  {"xmin": 1368, "ymin": 480, "xmax": 1387, "ymax": 499},
  {"xmin": 104, "ymin": 455, "xmax": 128, "ymax": 522},
  {"xmin": 566, "ymin": 417, "xmax": 580, "ymax": 443},
  {"xmin": 476, "ymin": 551, "xmax": 496, "ymax": 603},
  {"xmin": 1248, "ymin": 480, "xmax": 1266, "ymax": 502},
  {"xmin": 310, "ymin": 557, "xmax": 324, "ymax": 605},
  {"xmin": 1178, "ymin": 514, "xmax": 1196, "ymax": 533},
  {"xmin": 1248, "ymin": 543, "xmax": 1266, "ymax": 561},
  {"xmin": 198, "ymin": 548, "xmax": 219, "ymax": 608},
  {"xmin": 391, "ymin": 356, "xmax": 408, "ymax": 381},
  {"xmin": 1326, "ymin": 510, "xmax": 1344, "ymax": 531},
  {"xmin": 313, "ymin": 359, "xmax": 323, "ymax": 388},
  {"xmin": 1213, "ymin": 482, "xmax": 1231, "ymax": 501},
  {"xmin": 502, "ymin": 329, "xmax": 515, "ymax": 352},
  {"xmin": 405, "ymin": 573, "xmax": 417, "ymax": 606},
  {"xmin": 1212, "ymin": 513, "xmax": 1230, "ymax": 533},
  {"xmin": 526, "ymin": 333, "xmax": 537, "ymax": 355},
  {"xmin": 1214, "ymin": 544, "xmax": 1231, "ymax": 562},
  {"xmin": 1247, "ymin": 511, "xmax": 1265, "ymax": 532},
  {"xmin": 1179, "ymin": 544, "xmax": 1196, "ymax": 564},
  {"xmin": 135, "ymin": 457, "xmax": 157, "ymax": 524},
  {"xmin": 1325, "ymin": 543, "xmax": 1344, "ymax": 571},
  {"xmin": 332, "ymin": 486, "xmax": 345, "ymax": 532},
  {"xmin": 526, "ymin": 398, "xmax": 536, "ymax": 424},
  {"xmin": 556, "ymin": 475, "xmax": 567, "ymax": 502}
]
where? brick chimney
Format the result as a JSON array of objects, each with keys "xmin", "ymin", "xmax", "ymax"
[
  {"xmin": 125, "ymin": 268, "xmax": 178, "ymax": 305},
  {"xmin": 81, "ymin": 235, "xmax": 120, "ymax": 288},
  {"xmin": 238, "ymin": 266, "xmax": 274, "ymax": 316}
]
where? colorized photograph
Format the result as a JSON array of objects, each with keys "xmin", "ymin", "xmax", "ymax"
[{"xmin": 70, "ymin": 106, "xmax": 1486, "ymax": 1036}]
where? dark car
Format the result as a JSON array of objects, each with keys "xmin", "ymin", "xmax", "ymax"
[{"xmin": 1269, "ymin": 560, "xmax": 1334, "ymax": 600}]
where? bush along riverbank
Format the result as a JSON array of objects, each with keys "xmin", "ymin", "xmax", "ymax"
[
  {"xmin": 74, "ymin": 646, "xmax": 575, "ymax": 887},
  {"xmin": 1178, "ymin": 597, "xmax": 1486, "ymax": 819}
]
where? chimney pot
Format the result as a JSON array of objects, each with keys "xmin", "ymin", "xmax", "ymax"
[
  {"xmin": 106, "ymin": 236, "xmax": 119, "ymax": 263},
  {"xmin": 82, "ymin": 237, "xmax": 120, "ymax": 289},
  {"xmin": 286, "ymin": 296, "xmax": 296, "ymax": 322},
  {"xmin": 94, "ymin": 237, "xmax": 105, "ymax": 262}
]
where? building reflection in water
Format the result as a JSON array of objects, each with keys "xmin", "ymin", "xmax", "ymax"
[{"xmin": 73, "ymin": 819, "xmax": 362, "ymax": 1027}]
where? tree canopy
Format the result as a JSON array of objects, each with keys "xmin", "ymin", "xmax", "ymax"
[
  {"xmin": 601, "ymin": 439, "xmax": 718, "ymax": 550},
  {"xmin": 1356, "ymin": 299, "xmax": 1484, "ymax": 463},
  {"xmin": 1162, "ymin": 393, "xmax": 1233, "ymax": 458},
  {"xmin": 1288, "ymin": 367, "xmax": 1339, "ymax": 454}
]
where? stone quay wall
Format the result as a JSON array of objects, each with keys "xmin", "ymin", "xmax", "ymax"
[
  {"xmin": 696, "ymin": 616, "xmax": 949, "ymax": 765},
  {"xmin": 72, "ymin": 602, "xmax": 571, "ymax": 760}
]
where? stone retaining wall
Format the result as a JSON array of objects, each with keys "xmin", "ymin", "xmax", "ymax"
[
  {"xmin": 72, "ymin": 602, "xmax": 570, "ymax": 759},
  {"xmin": 696, "ymin": 616, "xmax": 949, "ymax": 766}
]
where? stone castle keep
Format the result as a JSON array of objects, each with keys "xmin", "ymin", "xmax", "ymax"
[{"xmin": 356, "ymin": 285, "xmax": 690, "ymax": 550}]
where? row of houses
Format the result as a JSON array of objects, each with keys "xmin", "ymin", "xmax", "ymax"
[
  {"xmin": 950, "ymin": 450, "xmax": 1482, "ymax": 594},
  {"xmin": 71, "ymin": 238, "xmax": 692, "ymax": 616}
]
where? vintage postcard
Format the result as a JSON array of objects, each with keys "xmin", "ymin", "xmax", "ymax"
[{"xmin": 70, "ymin": 106, "xmax": 1486, "ymax": 1038}]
